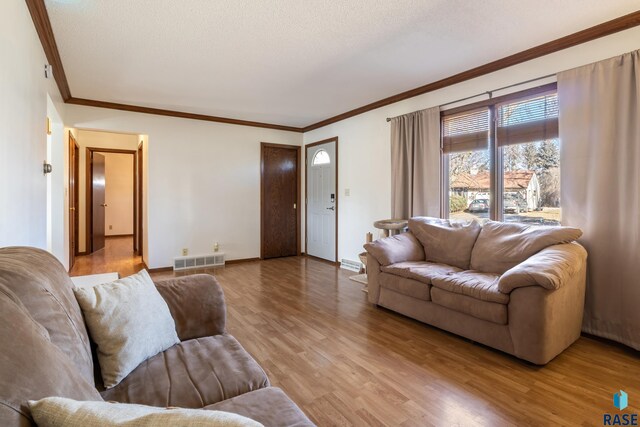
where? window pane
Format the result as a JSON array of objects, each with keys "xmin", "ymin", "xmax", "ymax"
[
  {"xmin": 448, "ymin": 149, "xmax": 490, "ymax": 222},
  {"xmin": 502, "ymin": 139, "xmax": 561, "ymax": 225},
  {"xmin": 312, "ymin": 149, "xmax": 330, "ymax": 165}
]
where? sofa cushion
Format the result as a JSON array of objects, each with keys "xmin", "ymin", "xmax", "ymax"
[
  {"xmin": 430, "ymin": 271, "xmax": 507, "ymax": 304},
  {"xmin": 0, "ymin": 247, "xmax": 94, "ymax": 384},
  {"xmin": 364, "ymin": 232, "xmax": 424, "ymax": 266},
  {"xmin": 100, "ymin": 334, "xmax": 269, "ymax": 408},
  {"xmin": 0, "ymin": 284, "xmax": 103, "ymax": 427},
  {"xmin": 470, "ymin": 221, "xmax": 583, "ymax": 274},
  {"xmin": 409, "ymin": 217, "xmax": 481, "ymax": 269},
  {"xmin": 74, "ymin": 270, "xmax": 180, "ymax": 389},
  {"xmin": 28, "ymin": 397, "xmax": 262, "ymax": 427},
  {"xmin": 205, "ymin": 387, "xmax": 315, "ymax": 427},
  {"xmin": 381, "ymin": 261, "xmax": 461, "ymax": 284},
  {"xmin": 431, "ymin": 288, "xmax": 508, "ymax": 325},
  {"xmin": 379, "ymin": 273, "xmax": 431, "ymax": 301}
]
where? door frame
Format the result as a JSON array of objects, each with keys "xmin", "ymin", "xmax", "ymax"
[
  {"xmin": 304, "ymin": 137, "xmax": 339, "ymax": 264},
  {"xmin": 137, "ymin": 142, "xmax": 143, "ymax": 256},
  {"xmin": 260, "ymin": 142, "xmax": 302, "ymax": 259},
  {"xmin": 68, "ymin": 132, "xmax": 80, "ymax": 265},
  {"xmin": 86, "ymin": 147, "xmax": 138, "ymax": 253}
]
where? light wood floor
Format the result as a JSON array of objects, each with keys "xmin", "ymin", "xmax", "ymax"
[
  {"xmin": 71, "ymin": 239, "xmax": 640, "ymax": 426},
  {"xmin": 70, "ymin": 236, "xmax": 145, "ymax": 277}
]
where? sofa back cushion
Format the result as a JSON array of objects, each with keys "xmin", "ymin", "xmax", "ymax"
[
  {"xmin": 409, "ymin": 217, "xmax": 481, "ymax": 270},
  {"xmin": 0, "ymin": 247, "xmax": 94, "ymax": 384},
  {"xmin": 470, "ymin": 221, "xmax": 583, "ymax": 274},
  {"xmin": 364, "ymin": 232, "xmax": 424, "ymax": 266},
  {"xmin": 0, "ymin": 283, "xmax": 102, "ymax": 427}
]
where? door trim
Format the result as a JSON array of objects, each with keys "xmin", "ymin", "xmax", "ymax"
[
  {"xmin": 68, "ymin": 132, "xmax": 80, "ymax": 268},
  {"xmin": 86, "ymin": 147, "xmax": 137, "ymax": 253},
  {"xmin": 304, "ymin": 137, "xmax": 339, "ymax": 264},
  {"xmin": 260, "ymin": 142, "xmax": 302, "ymax": 259},
  {"xmin": 137, "ymin": 142, "xmax": 144, "ymax": 256}
]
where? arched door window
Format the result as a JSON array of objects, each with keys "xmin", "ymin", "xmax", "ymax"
[{"xmin": 312, "ymin": 149, "xmax": 330, "ymax": 165}]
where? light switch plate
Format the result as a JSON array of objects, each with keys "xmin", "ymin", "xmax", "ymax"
[{"xmin": 345, "ymin": 188, "xmax": 350, "ymax": 196}]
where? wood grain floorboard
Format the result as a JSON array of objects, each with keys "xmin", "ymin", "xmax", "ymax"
[{"xmin": 71, "ymin": 241, "xmax": 640, "ymax": 426}]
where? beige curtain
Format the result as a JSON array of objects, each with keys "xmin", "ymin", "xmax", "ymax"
[
  {"xmin": 558, "ymin": 49, "xmax": 640, "ymax": 350},
  {"xmin": 390, "ymin": 107, "xmax": 441, "ymax": 219}
]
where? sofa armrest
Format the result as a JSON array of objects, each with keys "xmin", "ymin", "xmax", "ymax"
[
  {"xmin": 498, "ymin": 242, "xmax": 587, "ymax": 293},
  {"xmin": 363, "ymin": 232, "xmax": 424, "ymax": 266},
  {"xmin": 154, "ymin": 274, "xmax": 226, "ymax": 340}
]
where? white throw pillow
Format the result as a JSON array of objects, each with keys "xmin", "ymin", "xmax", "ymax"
[
  {"xmin": 73, "ymin": 270, "xmax": 180, "ymax": 388},
  {"xmin": 28, "ymin": 397, "xmax": 263, "ymax": 427}
]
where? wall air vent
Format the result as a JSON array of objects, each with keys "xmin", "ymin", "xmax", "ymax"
[
  {"xmin": 173, "ymin": 252, "xmax": 225, "ymax": 271},
  {"xmin": 340, "ymin": 258, "xmax": 362, "ymax": 272}
]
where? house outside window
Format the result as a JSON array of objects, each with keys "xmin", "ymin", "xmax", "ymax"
[{"xmin": 442, "ymin": 84, "xmax": 560, "ymax": 225}]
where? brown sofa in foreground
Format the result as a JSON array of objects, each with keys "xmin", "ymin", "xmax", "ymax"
[
  {"xmin": 365, "ymin": 217, "xmax": 588, "ymax": 365},
  {"xmin": 0, "ymin": 247, "xmax": 313, "ymax": 426}
]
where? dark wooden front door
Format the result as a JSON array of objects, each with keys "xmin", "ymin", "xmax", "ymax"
[
  {"xmin": 91, "ymin": 152, "xmax": 106, "ymax": 253},
  {"xmin": 261, "ymin": 143, "xmax": 300, "ymax": 259}
]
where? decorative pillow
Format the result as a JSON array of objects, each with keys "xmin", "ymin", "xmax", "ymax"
[
  {"xmin": 470, "ymin": 220, "xmax": 583, "ymax": 274},
  {"xmin": 364, "ymin": 232, "xmax": 424, "ymax": 266},
  {"xmin": 409, "ymin": 217, "xmax": 482, "ymax": 270},
  {"xmin": 28, "ymin": 397, "xmax": 263, "ymax": 427},
  {"xmin": 73, "ymin": 270, "xmax": 180, "ymax": 389}
]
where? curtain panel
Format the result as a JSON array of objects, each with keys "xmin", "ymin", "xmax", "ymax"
[
  {"xmin": 390, "ymin": 107, "xmax": 441, "ymax": 219},
  {"xmin": 558, "ymin": 49, "xmax": 640, "ymax": 350}
]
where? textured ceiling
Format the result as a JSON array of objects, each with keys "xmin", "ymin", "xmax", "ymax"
[{"xmin": 45, "ymin": 0, "xmax": 639, "ymax": 127}]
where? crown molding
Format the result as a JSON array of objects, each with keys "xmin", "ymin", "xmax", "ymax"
[
  {"xmin": 25, "ymin": 1, "xmax": 640, "ymax": 134},
  {"xmin": 25, "ymin": 0, "xmax": 71, "ymax": 101},
  {"xmin": 302, "ymin": 10, "xmax": 640, "ymax": 132},
  {"xmin": 66, "ymin": 98, "xmax": 304, "ymax": 132}
]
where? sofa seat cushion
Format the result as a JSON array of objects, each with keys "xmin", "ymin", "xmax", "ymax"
[
  {"xmin": 205, "ymin": 387, "xmax": 315, "ymax": 427},
  {"xmin": 379, "ymin": 273, "xmax": 431, "ymax": 301},
  {"xmin": 381, "ymin": 261, "xmax": 462, "ymax": 284},
  {"xmin": 430, "ymin": 288, "xmax": 508, "ymax": 325},
  {"xmin": 100, "ymin": 334, "xmax": 269, "ymax": 408},
  {"xmin": 431, "ymin": 271, "xmax": 508, "ymax": 304}
]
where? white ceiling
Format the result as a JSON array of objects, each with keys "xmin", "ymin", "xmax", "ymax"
[{"xmin": 45, "ymin": 0, "xmax": 639, "ymax": 128}]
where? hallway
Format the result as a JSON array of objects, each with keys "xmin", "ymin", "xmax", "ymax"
[{"xmin": 70, "ymin": 236, "xmax": 144, "ymax": 277}]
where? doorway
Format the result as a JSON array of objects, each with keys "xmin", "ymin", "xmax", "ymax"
[
  {"xmin": 86, "ymin": 148, "xmax": 138, "ymax": 254},
  {"xmin": 260, "ymin": 143, "xmax": 301, "ymax": 259},
  {"xmin": 305, "ymin": 137, "xmax": 338, "ymax": 263},
  {"xmin": 68, "ymin": 132, "xmax": 80, "ymax": 269}
]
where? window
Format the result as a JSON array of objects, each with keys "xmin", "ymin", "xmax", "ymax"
[
  {"xmin": 312, "ymin": 149, "xmax": 330, "ymax": 165},
  {"xmin": 442, "ymin": 85, "xmax": 561, "ymax": 225}
]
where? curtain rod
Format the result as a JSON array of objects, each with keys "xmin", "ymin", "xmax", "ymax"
[{"xmin": 385, "ymin": 73, "xmax": 557, "ymax": 122}]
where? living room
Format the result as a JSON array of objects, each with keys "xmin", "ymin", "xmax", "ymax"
[{"xmin": 1, "ymin": 1, "xmax": 639, "ymax": 426}]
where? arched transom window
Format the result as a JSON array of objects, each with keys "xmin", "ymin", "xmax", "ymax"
[{"xmin": 312, "ymin": 149, "xmax": 330, "ymax": 165}]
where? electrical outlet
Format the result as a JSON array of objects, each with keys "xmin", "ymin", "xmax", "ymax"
[
  {"xmin": 182, "ymin": 248, "xmax": 188, "ymax": 256},
  {"xmin": 109, "ymin": 225, "xmax": 113, "ymax": 230}
]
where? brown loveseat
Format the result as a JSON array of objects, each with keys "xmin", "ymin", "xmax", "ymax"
[
  {"xmin": 365, "ymin": 217, "xmax": 588, "ymax": 365},
  {"xmin": 0, "ymin": 247, "xmax": 313, "ymax": 426}
]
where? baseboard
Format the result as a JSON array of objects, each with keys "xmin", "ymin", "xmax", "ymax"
[
  {"xmin": 76, "ymin": 251, "xmax": 88, "ymax": 256},
  {"xmin": 226, "ymin": 257, "xmax": 260, "ymax": 265},
  {"xmin": 146, "ymin": 256, "xmax": 261, "ymax": 273}
]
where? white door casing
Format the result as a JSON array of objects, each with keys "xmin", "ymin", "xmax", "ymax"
[{"xmin": 306, "ymin": 140, "xmax": 336, "ymax": 262}]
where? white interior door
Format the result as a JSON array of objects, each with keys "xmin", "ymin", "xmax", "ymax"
[{"xmin": 306, "ymin": 141, "xmax": 336, "ymax": 261}]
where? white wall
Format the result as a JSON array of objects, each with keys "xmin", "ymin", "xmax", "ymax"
[
  {"xmin": 303, "ymin": 27, "xmax": 640, "ymax": 264},
  {"xmin": 0, "ymin": 1, "xmax": 66, "ymax": 260},
  {"xmin": 46, "ymin": 95, "xmax": 67, "ymax": 268},
  {"xmin": 75, "ymin": 130, "xmax": 139, "ymax": 252},
  {"xmin": 104, "ymin": 153, "xmax": 134, "ymax": 236},
  {"xmin": 65, "ymin": 107, "xmax": 302, "ymax": 268}
]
